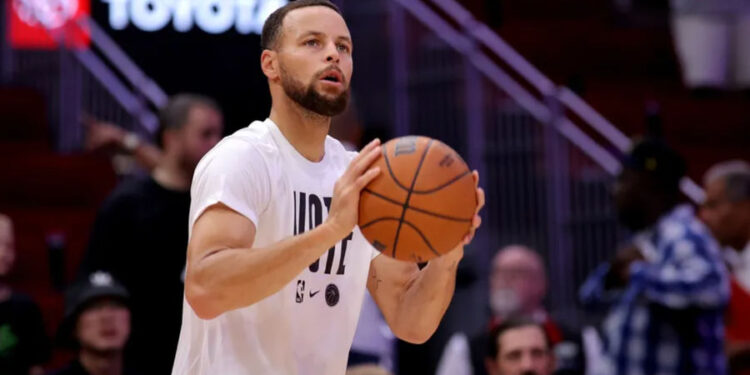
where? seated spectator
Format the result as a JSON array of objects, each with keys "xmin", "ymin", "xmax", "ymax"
[
  {"xmin": 487, "ymin": 246, "xmax": 560, "ymax": 341},
  {"xmin": 51, "ymin": 271, "xmax": 136, "ymax": 375},
  {"xmin": 580, "ymin": 138, "xmax": 729, "ymax": 375},
  {"xmin": 437, "ymin": 245, "xmax": 583, "ymax": 375},
  {"xmin": 0, "ymin": 213, "xmax": 51, "ymax": 375},
  {"xmin": 77, "ymin": 94, "xmax": 223, "ymax": 375},
  {"xmin": 484, "ymin": 316, "xmax": 555, "ymax": 375},
  {"xmin": 700, "ymin": 160, "xmax": 750, "ymax": 374}
]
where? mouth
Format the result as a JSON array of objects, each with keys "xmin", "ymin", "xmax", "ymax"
[
  {"xmin": 100, "ymin": 328, "xmax": 118, "ymax": 338},
  {"xmin": 319, "ymin": 69, "xmax": 344, "ymax": 85}
]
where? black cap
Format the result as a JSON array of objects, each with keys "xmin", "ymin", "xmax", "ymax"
[
  {"xmin": 56, "ymin": 271, "xmax": 129, "ymax": 347},
  {"xmin": 622, "ymin": 138, "xmax": 687, "ymax": 192}
]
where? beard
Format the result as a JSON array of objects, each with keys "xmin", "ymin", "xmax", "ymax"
[
  {"xmin": 280, "ymin": 64, "xmax": 349, "ymax": 117},
  {"xmin": 489, "ymin": 288, "xmax": 521, "ymax": 318}
]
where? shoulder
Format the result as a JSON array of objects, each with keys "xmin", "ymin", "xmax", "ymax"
[
  {"xmin": 197, "ymin": 121, "xmax": 279, "ymax": 174},
  {"xmin": 658, "ymin": 206, "xmax": 720, "ymax": 258},
  {"xmin": 104, "ymin": 175, "xmax": 150, "ymax": 203},
  {"xmin": 325, "ymin": 135, "xmax": 358, "ymax": 165},
  {"xmin": 95, "ymin": 176, "xmax": 156, "ymax": 217}
]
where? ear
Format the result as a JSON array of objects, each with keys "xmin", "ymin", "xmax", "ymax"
[{"xmin": 261, "ymin": 49, "xmax": 280, "ymax": 82}]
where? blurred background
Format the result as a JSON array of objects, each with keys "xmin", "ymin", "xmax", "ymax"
[{"xmin": 1, "ymin": 0, "xmax": 749, "ymax": 374}]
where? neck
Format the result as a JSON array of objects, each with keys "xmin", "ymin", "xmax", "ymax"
[
  {"xmin": 152, "ymin": 156, "xmax": 191, "ymax": 191},
  {"xmin": 79, "ymin": 348, "xmax": 123, "ymax": 375},
  {"xmin": 269, "ymin": 96, "xmax": 330, "ymax": 162}
]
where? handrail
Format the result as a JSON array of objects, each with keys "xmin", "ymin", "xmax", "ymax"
[
  {"xmin": 77, "ymin": 17, "xmax": 169, "ymax": 110},
  {"xmin": 37, "ymin": 17, "xmax": 163, "ymax": 134},
  {"xmin": 73, "ymin": 48, "xmax": 160, "ymax": 132},
  {"xmin": 402, "ymin": 0, "xmax": 705, "ymax": 203},
  {"xmin": 393, "ymin": 0, "xmax": 621, "ymax": 178}
]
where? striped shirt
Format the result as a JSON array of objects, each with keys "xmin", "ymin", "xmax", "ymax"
[{"xmin": 581, "ymin": 204, "xmax": 730, "ymax": 375}]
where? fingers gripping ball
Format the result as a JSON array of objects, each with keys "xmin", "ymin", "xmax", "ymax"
[{"xmin": 358, "ymin": 136, "xmax": 477, "ymax": 262}]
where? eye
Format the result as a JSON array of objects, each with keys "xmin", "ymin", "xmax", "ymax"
[
  {"xmin": 304, "ymin": 39, "xmax": 320, "ymax": 47},
  {"xmin": 337, "ymin": 43, "xmax": 351, "ymax": 53}
]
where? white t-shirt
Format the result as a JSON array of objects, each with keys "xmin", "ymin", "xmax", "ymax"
[{"xmin": 172, "ymin": 119, "xmax": 379, "ymax": 375}]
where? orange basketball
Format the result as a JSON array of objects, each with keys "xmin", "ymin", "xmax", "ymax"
[{"xmin": 358, "ymin": 136, "xmax": 477, "ymax": 263}]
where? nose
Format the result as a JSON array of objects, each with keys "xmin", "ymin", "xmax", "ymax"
[
  {"xmin": 325, "ymin": 42, "xmax": 340, "ymax": 64},
  {"xmin": 519, "ymin": 353, "xmax": 534, "ymax": 371}
]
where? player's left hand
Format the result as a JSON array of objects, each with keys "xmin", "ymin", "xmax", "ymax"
[{"xmin": 460, "ymin": 170, "xmax": 484, "ymax": 246}]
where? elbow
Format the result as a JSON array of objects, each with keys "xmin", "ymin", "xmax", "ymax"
[{"xmin": 185, "ymin": 276, "xmax": 224, "ymax": 320}]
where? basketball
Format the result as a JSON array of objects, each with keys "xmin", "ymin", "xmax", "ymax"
[{"xmin": 358, "ymin": 136, "xmax": 477, "ymax": 263}]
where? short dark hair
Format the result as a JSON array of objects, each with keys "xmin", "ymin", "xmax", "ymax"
[
  {"xmin": 260, "ymin": 0, "xmax": 342, "ymax": 51},
  {"xmin": 159, "ymin": 94, "xmax": 220, "ymax": 132},
  {"xmin": 487, "ymin": 316, "xmax": 551, "ymax": 360}
]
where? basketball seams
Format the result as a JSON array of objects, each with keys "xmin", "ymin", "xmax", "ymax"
[
  {"xmin": 382, "ymin": 146, "xmax": 411, "ymax": 192},
  {"xmin": 364, "ymin": 188, "xmax": 472, "ymax": 222},
  {"xmin": 359, "ymin": 217, "xmax": 401, "ymax": 229},
  {"xmin": 362, "ymin": 189, "xmax": 403, "ymax": 208},
  {"xmin": 411, "ymin": 169, "xmax": 472, "ymax": 194},
  {"xmin": 400, "ymin": 220, "xmax": 440, "ymax": 257},
  {"xmin": 406, "ymin": 205, "xmax": 473, "ymax": 222},
  {"xmin": 392, "ymin": 139, "xmax": 434, "ymax": 259},
  {"xmin": 360, "ymin": 218, "xmax": 440, "ymax": 258}
]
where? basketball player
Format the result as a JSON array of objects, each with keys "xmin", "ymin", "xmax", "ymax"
[{"xmin": 171, "ymin": 1, "xmax": 484, "ymax": 374}]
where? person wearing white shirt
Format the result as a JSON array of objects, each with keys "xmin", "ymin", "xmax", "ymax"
[{"xmin": 170, "ymin": 1, "xmax": 484, "ymax": 374}]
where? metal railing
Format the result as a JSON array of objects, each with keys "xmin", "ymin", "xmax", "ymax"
[{"xmin": 2, "ymin": 15, "xmax": 166, "ymax": 152}]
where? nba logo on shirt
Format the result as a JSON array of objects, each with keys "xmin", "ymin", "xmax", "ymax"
[{"xmin": 295, "ymin": 280, "xmax": 305, "ymax": 303}]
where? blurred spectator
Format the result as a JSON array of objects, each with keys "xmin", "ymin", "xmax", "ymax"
[
  {"xmin": 487, "ymin": 246, "xmax": 558, "ymax": 338},
  {"xmin": 77, "ymin": 94, "xmax": 223, "ymax": 375},
  {"xmin": 437, "ymin": 245, "xmax": 583, "ymax": 375},
  {"xmin": 484, "ymin": 316, "xmax": 555, "ymax": 375},
  {"xmin": 83, "ymin": 115, "xmax": 163, "ymax": 173},
  {"xmin": 670, "ymin": 0, "xmax": 750, "ymax": 91},
  {"xmin": 700, "ymin": 160, "xmax": 750, "ymax": 374},
  {"xmin": 580, "ymin": 138, "xmax": 729, "ymax": 375},
  {"xmin": 51, "ymin": 271, "xmax": 136, "ymax": 375},
  {"xmin": 0, "ymin": 213, "xmax": 51, "ymax": 375}
]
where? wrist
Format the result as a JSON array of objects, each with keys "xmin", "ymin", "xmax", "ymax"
[
  {"xmin": 316, "ymin": 221, "xmax": 349, "ymax": 247},
  {"xmin": 121, "ymin": 132, "xmax": 141, "ymax": 153},
  {"xmin": 430, "ymin": 247, "xmax": 463, "ymax": 270}
]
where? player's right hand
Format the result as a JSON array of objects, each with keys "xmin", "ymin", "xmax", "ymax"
[{"xmin": 326, "ymin": 138, "xmax": 382, "ymax": 239}]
